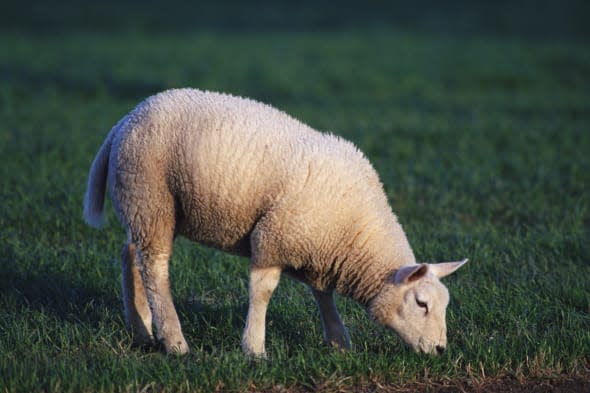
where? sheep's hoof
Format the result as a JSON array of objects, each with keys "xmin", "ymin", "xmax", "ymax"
[
  {"xmin": 160, "ymin": 338, "xmax": 190, "ymax": 355},
  {"xmin": 325, "ymin": 335, "xmax": 351, "ymax": 352},
  {"xmin": 245, "ymin": 351, "xmax": 268, "ymax": 362},
  {"xmin": 328, "ymin": 340, "xmax": 350, "ymax": 353},
  {"xmin": 131, "ymin": 335, "xmax": 155, "ymax": 351},
  {"xmin": 134, "ymin": 331, "xmax": 154, "ymax": 342},
  {"xmin": 241, "ymin": 345, "xmax": 268, "ymax": 361}
]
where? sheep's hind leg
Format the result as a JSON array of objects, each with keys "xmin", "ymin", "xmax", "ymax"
[
  {"xmin": 311, "ymin": 288, "xmax": 351, "ymax": 350},
  {"xmin": 241, "ymin": 264, "xmax": 281, "ymax": 358},
  {"xmin": 135, "ymin": 228, "xmax": 189, "ymax": 355},
  {"xmin": 121, "ymin": 242, "xmax": 154, "ymax": 347}
]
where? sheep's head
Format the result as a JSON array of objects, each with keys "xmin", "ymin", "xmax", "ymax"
[{"xmin": 369, "ymin": 259, "xmax": 467, "ymax": 355}]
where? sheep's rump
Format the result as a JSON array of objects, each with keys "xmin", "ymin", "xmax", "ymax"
[{"xmin": 107, "ymin": 89, "xmax": 383, "ymax": 258}]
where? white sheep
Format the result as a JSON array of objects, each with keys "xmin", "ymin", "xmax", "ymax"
[{"xmin": 84, "ymin": 88, "xmax": 467, "ymax": 357}]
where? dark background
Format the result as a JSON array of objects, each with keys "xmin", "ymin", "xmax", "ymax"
[{"xmin": 2, "ymin": 0, "xmax": 589, "ymax": 41}]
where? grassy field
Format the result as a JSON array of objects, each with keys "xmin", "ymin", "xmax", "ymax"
[{"xmin": 1, "ymin": 2, "xmax": 589, "ymax": 392}]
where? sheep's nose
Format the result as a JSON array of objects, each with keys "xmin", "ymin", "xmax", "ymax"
[{"xmin": 435, "ymin": 345, "xmax": 445, "ymax": 355}]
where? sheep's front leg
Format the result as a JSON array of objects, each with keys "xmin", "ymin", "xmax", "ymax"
[
  {"xmin": 241, "ymin": 265, "xmax": 281, "ymax": 358},
  {"xmin": 311, "ymin": 288, "xmax": 351, "ymax": 350},
  {"xmin": 139, "ymin": 248, "xmax": 189, "ymax": 355},
  {"xmin": 121, "ymin": 243, "xmax": 154, "ymax": 346}
]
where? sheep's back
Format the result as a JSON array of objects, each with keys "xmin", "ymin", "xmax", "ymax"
[{"xmin": 111, "ymin": 89, "xmax": 389, "ymax": 260}]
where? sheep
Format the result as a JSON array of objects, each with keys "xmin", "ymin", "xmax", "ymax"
[{"xmin": 84, "ymin": 88, "xmax": 467, "ymax": 357}]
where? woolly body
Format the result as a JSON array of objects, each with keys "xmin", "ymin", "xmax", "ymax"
[
  {"xmin": 84, "ymin": 88, "xmax": 466, "ymax": 356},
  {"xmin": 90, "ymin": 88, "xmax": 415, "ymax": 301}
]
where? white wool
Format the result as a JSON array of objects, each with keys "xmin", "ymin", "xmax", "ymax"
[{"xmin": 84, "ymin": 89, "xmax": 466, "ymax": 356}]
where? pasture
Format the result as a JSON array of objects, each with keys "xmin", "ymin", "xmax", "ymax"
[{"xmin": 1, "ymin": 1, "xmax": 589, "ymax": 391}]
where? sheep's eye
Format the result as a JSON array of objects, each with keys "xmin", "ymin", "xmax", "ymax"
[{"xmin": 416, "ymin": 299, "xmax": 428, "ymax": 314}]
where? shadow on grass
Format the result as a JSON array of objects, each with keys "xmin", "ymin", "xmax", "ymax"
[
  {"xmin": 175, "ymin": 289, "xmax": 318, "ymax": 354},
  {"xmin": 1, "ymin": 258, "xmax": 309, "ymax": 354},
  {"xmin": 0, "ymin": 262, "xmax": 121, "ymax": 326}
]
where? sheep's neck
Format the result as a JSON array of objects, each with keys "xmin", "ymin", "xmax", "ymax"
[
  {"xmin": 335, "ymin": 254, "xmax": 392, "ymax": 306},
  {"xmin": 334, "ymin": 226, "xmax": 415, "ymax": 307}
]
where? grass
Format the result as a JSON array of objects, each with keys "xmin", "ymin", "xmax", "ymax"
[{"xmin": 1, "ymin": 3, "xmax": 589, "ymax": 392}]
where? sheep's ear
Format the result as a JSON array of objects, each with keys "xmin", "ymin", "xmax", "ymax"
[
  {"xmin": 429, "ymin": 259, "xmax": 468, "ymax": 279},
  {"xmin": 393, "ymin": 264, "xmax": 429, "ymax": 285}
]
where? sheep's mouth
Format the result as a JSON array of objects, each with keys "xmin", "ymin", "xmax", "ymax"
[
  {"xmin": 385, "ymin": 322, "xmax": 444, "ymax": 355},
  {"xmin": 417, "ymin": 337, "xmax": 445, "ymax": 355}
]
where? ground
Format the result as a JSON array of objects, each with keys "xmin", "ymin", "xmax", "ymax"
[{"xmin": 0, "ymin": 1, "xmax": 589, "ymax": 392}]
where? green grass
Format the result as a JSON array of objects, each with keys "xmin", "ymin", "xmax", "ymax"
[{"xmin": 1, "ymin": 7, "xmax": 590, "ymax": 392}]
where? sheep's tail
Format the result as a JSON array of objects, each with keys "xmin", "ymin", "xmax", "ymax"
[{"xmin": 83, "ymin": 128, "xmax": 116, "ymax": 228}]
